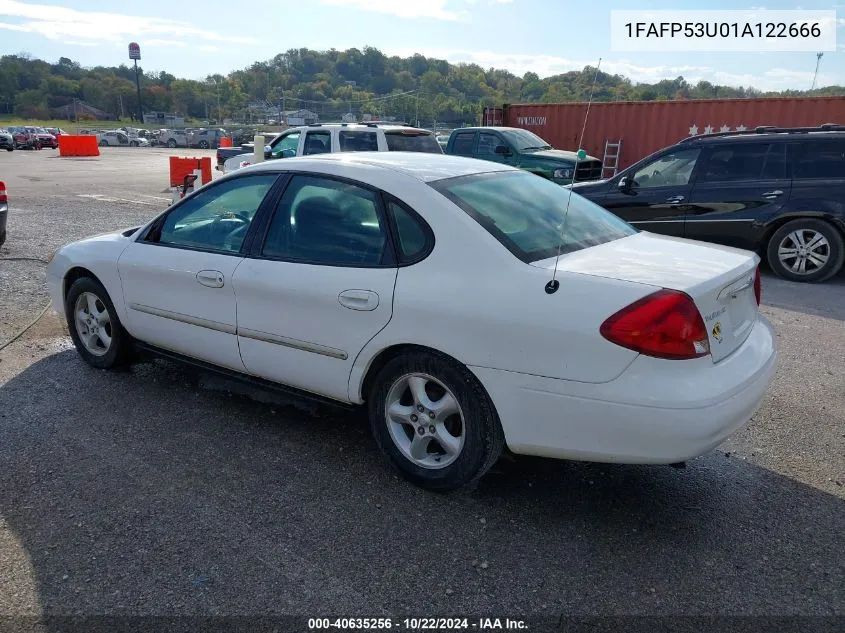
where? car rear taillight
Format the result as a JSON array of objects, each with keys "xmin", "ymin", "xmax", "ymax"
[
  {"xmin": 0, "ymin": 181, "xmax": 7, "ymax": 203},
  {"xmin": 600, "ymin": 289, "xmax": 710, "ymax": 360},
  {"xmin": 753, "ymin": 267, "xmax": 761, "ymax": 306}
]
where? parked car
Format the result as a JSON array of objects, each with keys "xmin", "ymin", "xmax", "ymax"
[
  {"xmin": 0, "ymin": 180, "xmax": 7, "ymax": 247},
  {"xmin": 445, "ymin": 127, "xmax": 603, "ymax": 184},
  {"xmin": 27, "ymin": 127, "xmax": 58, "ymax": 149},
  {"xmin": 46, "ymin": 153, "xmax": 776, "ymax": 491},
  {"xmin": 0, "ymin": 128, "xmax": 14, "ymax": 151},
  {"xmin": 189, "ymin": 128, "xmax": 227, "ymax": 149},
  {"xmin": 97, "ymin": 131, "xmax": 149, "ymax": 147},
  {"xmin": 570, "ymin": 124, "xmax": 845, "ymax": 283},
  {"xmin": 45, "ymin": 127, "xmax": 68, "ymax": 138},
  {"xmin": 8, "ymin": 126, "xmax": 40, "ymax": 149},
  {"xmin": 221, "ymin": 124, "xmax": 442, "ymax": 172},
  {"xmin": 158, "ymin": 129, "xmax": 190, "ymax": 148}
]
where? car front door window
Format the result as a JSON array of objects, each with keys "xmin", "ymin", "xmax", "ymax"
[
  {"xmin": 271, "ymin": 131, "xmax": 301, "ymax": 157},
  {"xmin": 303, "ymin": 131, "xmax": 331, "ymax": 155},
  {"xmin": 153, "ymin": 175, "xmax": 278, "ymax": 253},
  {"xmin": 632, "ymin": 149, "xmax": 701, "ymax": 189}
]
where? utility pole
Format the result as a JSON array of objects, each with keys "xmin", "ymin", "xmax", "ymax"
[
  {"xmin": 811, "ymin": 52, "xmax": 823, "ymax": 90},
  {"xmin": 128, "ymin": 43, "xmax": 143, "ymax": 122},
  {"xmin": 216, "ymin": 79, "xmax": 221, "ymax": 122}
]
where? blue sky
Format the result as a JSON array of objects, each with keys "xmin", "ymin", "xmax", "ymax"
[{"xmin": 0, "ymin": 0, "xmax": 843, "ymax": 91}]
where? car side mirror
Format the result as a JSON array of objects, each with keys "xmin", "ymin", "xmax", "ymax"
[
  {"xmin": 618, "ymin": 176, "xmax": 634, "ymax": 193},
  {"xmin": 494, "ymin": 144, "xmax": 511, "ymax": 155},
  {"xmin": 264, "ymin": 149, "xmax": 272, "ymax": 159}
]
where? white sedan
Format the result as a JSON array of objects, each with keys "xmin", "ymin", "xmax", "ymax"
[{"xmin": 46, "ymin": 153, "xmax": 777, "ymax": 490}]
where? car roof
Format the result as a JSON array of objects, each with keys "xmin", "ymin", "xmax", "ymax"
[
  {"xmin": 242, "ymin": 151, "xmax": 516, "ymax": 183},
  {"xmin": 290, "ymin": 124, "xmax": 431, "ymax": 133}
]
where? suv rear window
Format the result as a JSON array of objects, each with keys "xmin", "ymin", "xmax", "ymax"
[
  {"xmin": 384, "ymin": 131, "xmax": 442, "ymax": 153},
  {"xmin": 795, "ymin": 140, "xmax": 845, "ymax": 180},
  {"xmin": 431, "ymin": 171, "xmax": 636, "ymax": 262}
]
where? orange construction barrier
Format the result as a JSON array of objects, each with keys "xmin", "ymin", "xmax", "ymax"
[
  {"xmin": 58, "ymin": 135, "xmax": 100, "ymax": 157},
  {"xmin": 219, "ymin": 137, "xmax": 233, "ymax": 147},
  {"xmin": 169, "ymin": 156, "xmax": 212, "ymax": 188}
]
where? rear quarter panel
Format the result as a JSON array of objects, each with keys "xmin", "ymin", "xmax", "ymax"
[{"xmin": 343, "ymin": 173, "xmax": 653, "ymax": 402}]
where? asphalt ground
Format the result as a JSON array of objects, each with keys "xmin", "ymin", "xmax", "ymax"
[{"xmin": 0, "ymin": 148, "xmax": 843, "ymax": 630}]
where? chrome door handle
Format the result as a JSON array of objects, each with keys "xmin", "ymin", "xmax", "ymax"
[
  {"xmin": 762, "ymin": 190, "xmax": 783, "ymax": 199},
  {"xmin": 665, "ymin": 195, "xmax": 685, "ymax": 204},
  {"xmin": 338, "ymin": 289, "xmax": 379, "ymax": 311},
  {"xmin": 196, "ymin": 270, "xmax": 224, "ymax": 288}
]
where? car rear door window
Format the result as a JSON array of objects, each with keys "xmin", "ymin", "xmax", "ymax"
[
  {"xmin": 339, "ymin": 130, "xmax": 379, "ymax": 152},
  {"xmin": 152, "ymin": 175, "xmax": 277, "ymax": 253},
  {"xmin": 384, "ymin": 131, "xmax": 442, "ymax": 153},
  {"xmin": 303, "ymin": 131, "xmax": 331, "ymax": 155},
  {"xmin": 794, "ymin": 140, "xmax": 845, "ymax": 179},
  {"xmin": 451, "ymin": 132, "xmax": 475, "ymax": 156},
  {"xmin": 262, "ymin": 175, "xmax": 389, "ymax": 266},
  {"xmin": 700, "ymin": 144, "xmax": 781, "ymax": 182},
  {"xmin": 387, "ymin": 199, "xmax": 432, "ymax": 263}
]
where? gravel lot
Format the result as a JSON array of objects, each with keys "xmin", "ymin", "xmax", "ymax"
[{"xmin": 0, "ymin": 149, "xmax": 843, "ymax": 629}]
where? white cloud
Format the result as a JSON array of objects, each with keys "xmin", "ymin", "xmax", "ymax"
[
  {"xmin": 199, "ymin": 45, "xmax": 220, "ymax": 52},
  {"xmin": 318, "ymin": 0, "xmax": 466, "ymax": 20},
  {"xmin": 61, "ymin": 39, "xmax": 98, "ymax": 47},
  {"xmin": 146, "ymin": 39, "xmax": 187, "ymax": 47},
  {"xmin": 384, "ymin": 47, "xmax": 843, "ymax": 91},
  {"xmin": 0, "ymin": 0, "xmax": 257, "ymax": 46}
]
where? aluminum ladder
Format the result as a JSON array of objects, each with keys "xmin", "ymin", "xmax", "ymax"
[{"xmin": 601, "ymin": 139, "xmax": 622, "ymax": 178}]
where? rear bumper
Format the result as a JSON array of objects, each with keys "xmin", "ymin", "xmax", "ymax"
[{"xmin": 472, "ymin": 315, "xmax": 777, "ymax": 464}]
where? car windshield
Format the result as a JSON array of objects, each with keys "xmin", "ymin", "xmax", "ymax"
[
  {"xmin": 431, "ymin": 171, "xmax": 636, "ymax": 262},
  {"xmin": 500, "ymin": 129, "xmax": 552, "ymax": 151}
]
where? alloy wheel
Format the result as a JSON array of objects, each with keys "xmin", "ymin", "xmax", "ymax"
[
  {"xmin": 778, "ymin": 229, "xmax": 830, "ymax": 276},
  {"xmin": 74, "ymin": 292, "xmax": 113, "ymax": 357},
  {"xmin": 384, "ymin": 372, "xmax": 465, "ymax": 469}
]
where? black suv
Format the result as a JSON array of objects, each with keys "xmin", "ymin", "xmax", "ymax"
[{"xmin": 571, "ymin": 124, "xmax": 845, "ymax": 283}]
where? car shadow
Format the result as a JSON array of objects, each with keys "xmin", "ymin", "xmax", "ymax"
[
  {"xmin": 760, "ymin": 268, "xmax": 845, "ymax": 322},
  {"xmin": 0, "ymin": 351, "xmax": 843, "ymax": 624}
]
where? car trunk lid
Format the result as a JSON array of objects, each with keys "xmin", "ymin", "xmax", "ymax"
[{"xmin": 531, "ymin": 232, "xmax": 760, "ymax": 362}]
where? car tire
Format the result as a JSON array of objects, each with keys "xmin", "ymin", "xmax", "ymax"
[
  {"xmin": 130, "ymin": 141, "xmax": 138, "ymax": 147},
  {"xmin": 199, "ymin": 141, "xmax": 209, "ymax": 149},
  {"xmin": 167, "ymin": 139, "xmax": 177, "ymax": 148},
  {"xmin": 368, "ymin": 351, "xmax": 505, "ymax": 491},
  {"xmin": 99, "ymin": 139, "xmax": 108, "ymax": 147},
  {"xmin": 0, "ymin": 229, "xmax": 6, "ymax": 247},
  {"xmin": 766, "ymin": 218, "xmax": 845, "ymax": 283},
  {"xmin": 65, "ymin": 277, "xmax": 133, "ymax": 370},
  {"xmin": 5, "ymin": 147, "xmax": 11, "ymax": 152}
]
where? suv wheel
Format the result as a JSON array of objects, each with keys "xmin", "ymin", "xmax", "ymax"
[
  {"xmin": 167, "ymin": 139, "xmax": 177, "ymax": 148},
  {"xmin": 198, "ymin": 140, "xmax": 209, "ymax": 149},
  {"xmin": 767, "ymin": 218, "xmax": 845, "ymax": 283}
]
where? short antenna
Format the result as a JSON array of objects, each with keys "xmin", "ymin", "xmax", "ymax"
[{"xmin": 545, "ymin": 58, "xmax": 602, "ymax": 295}]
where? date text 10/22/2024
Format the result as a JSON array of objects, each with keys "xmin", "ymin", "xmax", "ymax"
[{"xmin": 307, "ymin": 618, "xmax": 528, "ymax": 630}]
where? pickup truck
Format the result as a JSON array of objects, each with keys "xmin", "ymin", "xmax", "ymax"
[
  {"xmin": 215, "ymin": 132, "xmax": 279, "ymax": 170},
  {"xmin": 444, "ymin": 126, "xmax": 603, "ymax": 184}
]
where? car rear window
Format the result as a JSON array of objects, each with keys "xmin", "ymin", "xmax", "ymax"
[
  {"xmin": 384, "ymin": 131, "xmax": 442, "ymax": 153},
  {"xmin": 430, "ymin": 171, "xmax": 636, "ymax": 263},
  {"xmin": 339, "ymin": 130, "xmax": 379, "ymax": 152}
]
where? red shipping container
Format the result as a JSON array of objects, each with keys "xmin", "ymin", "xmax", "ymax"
[{"xmin": 491, "ymin": 96, "xmax": 845, "ymax": 172}]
